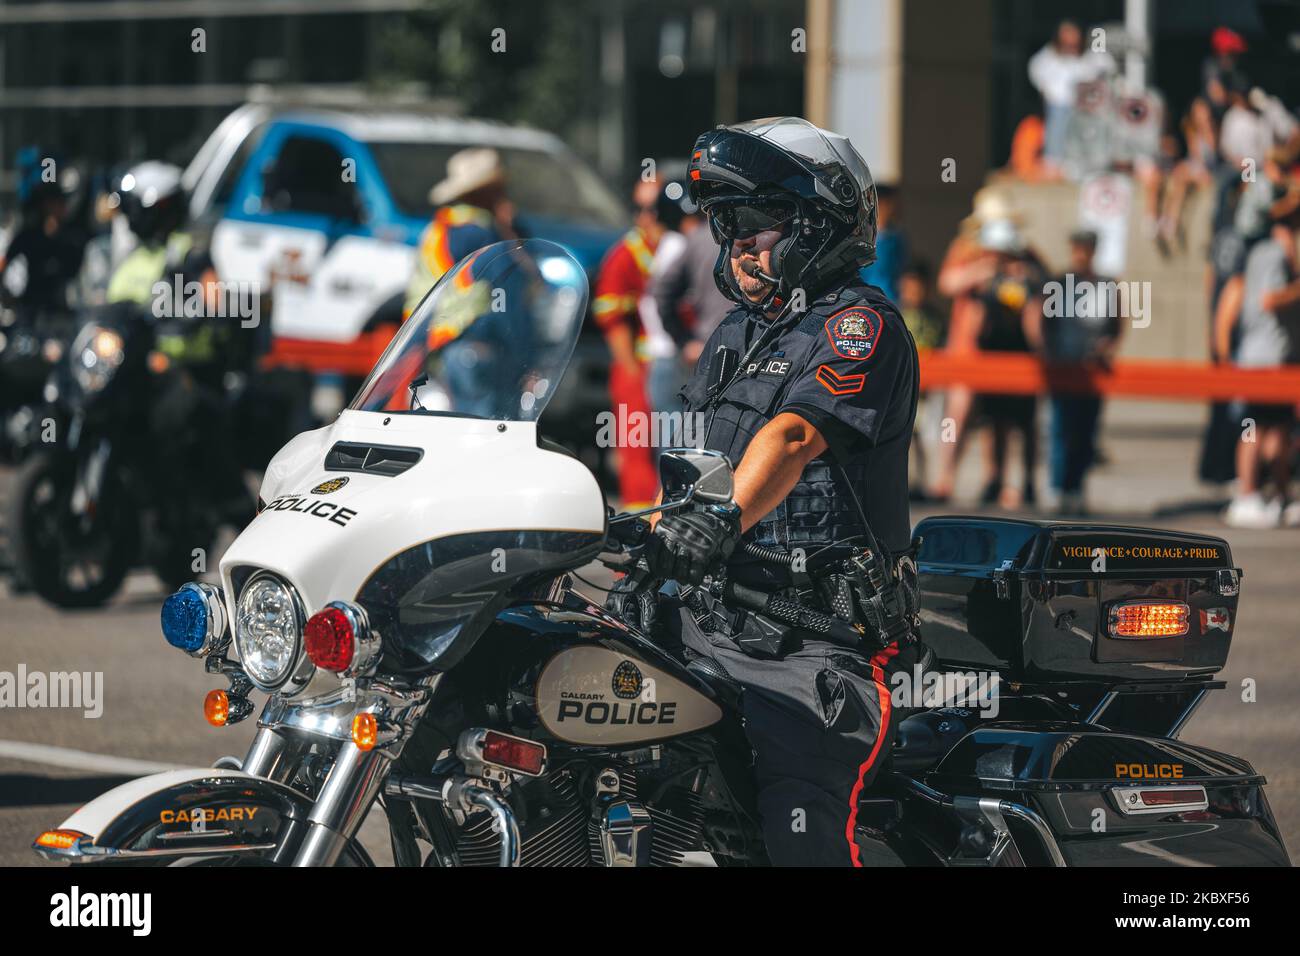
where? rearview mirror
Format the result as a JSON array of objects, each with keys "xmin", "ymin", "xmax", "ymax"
[{"xmin": 658, "ymin": 448, "xmax": 734, "ymax": 505}]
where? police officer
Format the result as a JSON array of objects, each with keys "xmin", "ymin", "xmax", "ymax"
[
  {"xmin": 648, "ymin": 118, "xmax": 920, "ymax": 866},
  {"xmin": 106, "ymin": 161, "xmax": 250, "ymax": 520},
  {"xmin": 106, "ymin": 162, "xmax": 194, "ymax": 307}
]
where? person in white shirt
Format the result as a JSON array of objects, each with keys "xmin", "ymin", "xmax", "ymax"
[{"xmin": 1028, "ymin": 20, "xmax": 1112, "ymax": 165}]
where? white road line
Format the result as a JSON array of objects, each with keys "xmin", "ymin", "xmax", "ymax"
[{"xmin": 0, "ymin": 740, "xmax": 184, "ymax": 776}]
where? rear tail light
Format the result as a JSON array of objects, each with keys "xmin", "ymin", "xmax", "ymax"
[
  {"xmin": 1108, "ymin": 601, "xmax": 1189, "ymax": 639},
  {"xmin": 304, "ymin": 601, "xmax": 379, "ymax": 675},
  {"xmin": 1111, "ymin": 785, "xmax": 1209, "ymax": 815},
  {"xmin": 458, "ymin": 728, "xmax": 547, "ymax": 777}
]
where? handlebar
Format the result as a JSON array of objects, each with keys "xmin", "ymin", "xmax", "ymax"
[
  {"xmin": 604, "ymin": 515, "xmax": 650, "ymax": 552},
  {"xmin": 601, "ymin": 508, "xmax": 868, "ymax": 651}
]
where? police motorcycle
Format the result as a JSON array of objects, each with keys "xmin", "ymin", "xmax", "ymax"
[
  {"xmin": 9, "ymin": 162, "xmax": 258, "ymax": 607},
  {"xmin": 33, "ymin": 239, "xmax": 1289, "ymax": 866},
  {"xmin": 7, "ymin": 295, "xmax": 257, "ymax": 607}
]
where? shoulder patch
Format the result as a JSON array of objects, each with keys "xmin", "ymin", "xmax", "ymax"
[{"xmin": 823, "ymin": 306, "xmax": 883, "ymax": 361}]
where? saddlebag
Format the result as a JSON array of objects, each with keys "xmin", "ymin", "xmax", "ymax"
[
  {"xmin": 913, "ymin": 517, "xmax": 1241, "ymax": 684},
  {"xmin": 918, "ymin": 724, "xmax": 1291, "ymax": 867}
]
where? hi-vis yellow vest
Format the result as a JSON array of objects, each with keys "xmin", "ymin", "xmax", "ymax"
[
  {"xmin": 403, "ymin": 204, "xmax": 495, "ymax": 318},
  {"xmin": 106, "ymin": 233, "xmax": 193, "ymax": 306}
]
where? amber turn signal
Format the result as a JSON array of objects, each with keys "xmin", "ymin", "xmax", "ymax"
[
  {"xmin": 352, "ymin": 712, "xmax": 378, "ymax": 751},
  {"xmin": 35, "ymin": 829, "xmax": 85, "ymax": 850},
  {"xmin": 204, "ymin": 689, "xmax": 230, "ymax": 726}
]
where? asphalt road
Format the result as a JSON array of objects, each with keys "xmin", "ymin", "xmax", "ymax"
[{"xmin": 1, "ymin": 437, "xmax": 1297, "ymax": 866}]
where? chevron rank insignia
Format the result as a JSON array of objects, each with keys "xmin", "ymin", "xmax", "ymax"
[{"xmin": 815, "ymin": 364, "xmax": 866, "ymax": 396}]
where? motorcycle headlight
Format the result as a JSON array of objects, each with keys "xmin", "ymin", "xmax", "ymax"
[
  {"xmin": 70, "ymin": 325, "xmax": 124, "ymax": 393},
  {"xmin": 234, "ymin": 572, "xmax": 308, "ymax": 690}
]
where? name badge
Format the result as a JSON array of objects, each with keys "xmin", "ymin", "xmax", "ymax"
[{"xmin": 746, "ymin": 357, "xmax": 791, "ymax": 380}]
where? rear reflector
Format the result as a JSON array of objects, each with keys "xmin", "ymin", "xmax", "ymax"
[
  {"xmin": 481, "ymin": 731, "xmax": 547, "ymax": 776},
  {"xmin": 457, "ymin": 728, "xmax": 547, "ymax": 777},
  {"xmin": 1112, "ymin": 785, "xmax": 1209, "ymax": 816},
  {"xmin": 1108, "ymin": 601, "xmax": 1189, "ymax": 638}
]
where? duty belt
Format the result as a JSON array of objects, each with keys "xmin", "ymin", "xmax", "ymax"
[{"xmin": 688, "ymin": 548, "xmax": 920, "ymax": 659}]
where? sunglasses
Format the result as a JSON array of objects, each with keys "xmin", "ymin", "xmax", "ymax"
[{"xmin": 705, "ymin": 197, "xmax": 799, "ymax": 241}]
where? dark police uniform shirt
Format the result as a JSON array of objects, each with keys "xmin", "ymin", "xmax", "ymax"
[{"xmin": 678, "ymin": 282, "xmax": 919, "ymax": 560}]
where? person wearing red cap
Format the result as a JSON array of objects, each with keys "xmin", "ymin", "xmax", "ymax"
[{"xmin": 1204, "ymin": 27, "xmax": 1249, "ymax": 123}]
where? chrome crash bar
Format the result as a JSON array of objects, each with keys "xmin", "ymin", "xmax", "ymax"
[{"xmin": 386, "ymin": 773, "xmax": 521, "ymax": 867}]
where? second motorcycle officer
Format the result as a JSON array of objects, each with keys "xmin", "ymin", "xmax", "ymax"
[{"xmin": 648, "ymin": 118, "xmax": 921, "ymax": 866}]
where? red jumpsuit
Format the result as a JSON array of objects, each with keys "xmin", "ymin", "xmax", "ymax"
[{"xmin": 593, "ymin": 228, "xmax": 660, "ymax": 508}]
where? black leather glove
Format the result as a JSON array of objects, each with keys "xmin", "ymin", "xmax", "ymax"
[
  {"xmin": 647, "ymin": 508, "xmax": 742, "ymax": 585},
  {"xmin": 605, "ymin": 568, "xmax": 660, "ymax": 633}
]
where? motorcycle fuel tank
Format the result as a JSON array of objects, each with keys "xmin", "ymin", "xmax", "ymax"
[
  {"xmin": 479, "ymin": 603, "xmax": 726, "ymax": 747},
  {"xmin": 534, "ymin": 643, "xmax": 723, "ymax": 746}
]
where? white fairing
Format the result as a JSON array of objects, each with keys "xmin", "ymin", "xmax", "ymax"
[
  {"xmin": 219, "ymin": 408, "xmax": 606, "ymax": 693},
  {"xmin": 535, "ymin": 646, "xmax": 722, "ymax": 745}
]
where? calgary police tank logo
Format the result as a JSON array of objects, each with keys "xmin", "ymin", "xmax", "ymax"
[
  {"xmin": 612, "ymin": 660, "xmax": 643, "ymax": 699},
  {"xmin": 825, "ymin": 307, "xmax": 881, "ymax": 360},
  {"xmin": 311, "ymin": 476, "xmax": 349, "ymax": 495}
]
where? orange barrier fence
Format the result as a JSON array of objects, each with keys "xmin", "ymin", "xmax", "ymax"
[
  {"xmin": 263, "ymin": 335, "xmax": 1300, "ymax": 405},
  {"xmin": 261, "ymin": 326, "xmax": 397, "ymax": 378},
  {"xmin": 919, "ymin": 350, "xmax": 1300, "ymax": 404}
]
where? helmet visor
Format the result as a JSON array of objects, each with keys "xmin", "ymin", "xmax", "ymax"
[{"xmin": 704, "ymin": 195, "xmax": 799, "ymax": 242}]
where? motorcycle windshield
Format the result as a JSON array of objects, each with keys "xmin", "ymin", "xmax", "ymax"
[{"xmin": 349, "ymin": 238, "xmax": 588, "ymax": 422}]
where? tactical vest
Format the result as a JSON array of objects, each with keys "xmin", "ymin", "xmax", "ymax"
[{"xmin": 679, "ymin": 286, "xmax": 878, "ymax": 552}]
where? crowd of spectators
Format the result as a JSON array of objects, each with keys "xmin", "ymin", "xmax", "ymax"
[{"xmin": 898, "ymin": 23, "xmax": 1300, "ymax": 526}]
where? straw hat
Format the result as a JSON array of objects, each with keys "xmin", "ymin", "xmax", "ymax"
[
  {"xmin": 429, "ymin": 147, "xmax": 505, "ymax": 205},
  {"xmin": 960, "ymin": 187, "xmax": 1023, "ymax": 236}
]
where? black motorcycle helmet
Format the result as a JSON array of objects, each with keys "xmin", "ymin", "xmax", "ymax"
[
  {"xmin": 688, "ymin": 117, "xmax": 877, "ymax": 309},
  {"xmin": 117, "ymin": 161, "xmax": 187, "ymax": 245}
]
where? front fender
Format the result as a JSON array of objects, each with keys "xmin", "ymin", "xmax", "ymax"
[{"xmin": 32, "ymin": 767, "xmax": 373, "ymax": 866}]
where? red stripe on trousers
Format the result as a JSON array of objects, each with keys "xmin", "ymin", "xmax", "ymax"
[{"xmin": 846, "ymin": 645, "xmax": 897, "ymax": 866}]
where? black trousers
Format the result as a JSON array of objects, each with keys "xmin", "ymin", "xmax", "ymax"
[{"xmin": 671, "ymin": 604, "xmax": 910, "ymax": 866}]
